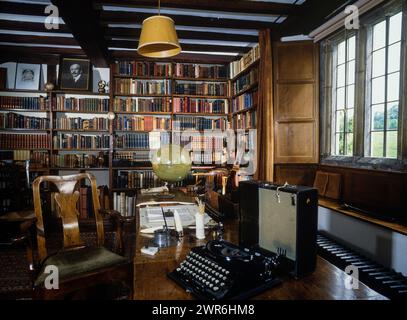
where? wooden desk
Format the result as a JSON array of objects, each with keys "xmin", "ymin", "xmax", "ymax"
[{"xmin": 133, "ymin": 191, "xmax": 386, "ymax": 300}]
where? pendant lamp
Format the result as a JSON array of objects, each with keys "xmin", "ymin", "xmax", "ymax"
[{"xmin": 137, "ymin": 0, "xmax": 181, "ymax": 58}]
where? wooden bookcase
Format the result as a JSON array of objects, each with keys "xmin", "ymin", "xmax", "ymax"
[
  {"xmin": 0, "ymin": 45, "xmax": 260, "ymax": 211},
  {"xmin": 109, "ymin": 60, "xmax": 230, "ymax": 195}
]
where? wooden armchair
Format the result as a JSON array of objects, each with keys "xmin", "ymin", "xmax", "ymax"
[{"xmin": 30, "ymin": 173, "xmax": 133, "ymax": 300}]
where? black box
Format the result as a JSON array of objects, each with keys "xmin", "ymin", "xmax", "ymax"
[{"xmin": 239, "ymin": 181, "xmax": 318, "ymax": 278}]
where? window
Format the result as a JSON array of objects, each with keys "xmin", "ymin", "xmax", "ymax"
[
  {"xmin": 368, "ymin": 12, "xmax": 402, "ymax": 158},
  {"xmin": 333, "ymin": 35, "xmax": 356, "ymax": 156},
  {"xmin": 321, "ymin": 0, "xmax": 407, "ymax": 169}
]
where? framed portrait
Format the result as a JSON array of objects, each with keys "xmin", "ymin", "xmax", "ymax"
[
  {"xmin": 15, "ymin": 63, "xmax": 41, "ymax": 90},
  {"xmin": 60, "ymin": 57, "xmax": 91, "ymax": 91}
]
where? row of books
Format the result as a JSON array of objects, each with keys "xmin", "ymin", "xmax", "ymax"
[
  {"xmin": 114, "ymin": 79, "xmax": 171, "ymax": 95},
  {"xmin": 53, "ymin": 134, "xmax": 110, "ymax": 149},
  {"xmin": 0, "ymin": 96, "xmax": 48, "ymax": 110},
  {"xmin": 232, "ymin": 111, "xmax": 257, "ymax": 130},
  {"xmin": 114, "ymin": 61, "xmax": 172, "ymax": 77},
  {"xmin": 0, "ymin": 133, "xmax": 49, "ymax": 149},
  {"xmin": 174, "ymin": 63, "xmax": 227, "ymax": 79},
  {"xmin": 0, "ymin": 112, "xmax": 50, "ymax": 130},
  {"xmin": 173, "ymin": 116, "xmax": 227, "ymax": 131},
  {"xmin": 149, "ymin": 131, "xmax": 170, "ymax": 149},
  {"xmin": 173, "ymin": 98, "xmax": 227, "ymax": 114},
  {"xmin": 51, "ymin": 153, "xmax": 108, "ymax": 168},
  {"xmin": 114, "ymin": 115, "xmax": 170, "ymax": 132},
  {"xmin": 113, "ymin": 192, "xmax": 136, "ymax": 217},
  {"xmin": 232, "ymin": 90, "xmax": 258, "ymax": 113},
  {"xmin": 54, "ymin": 97, "xmax": 109, "ymax": 112},
  {"xmin": 113, "ymin": 151, "xmax": 151, "ymax": 164},
  {"xmin": 54, "ymin": 117, "xmax": 108, "ymax": 131},
  {"xmin": 30, "ymin": 151, "xmax": 50, "ymax": 166},
  {"xmin": 10, "ymin": 150, "xmax": 49, "ymax": 166},
  {"xmin": 175, "ymin": 83, "xmax": 227, "ymax": 96},
  {"xmin": 113, "ymin": 97, "xmax": 171, "ymax": 113},
  {"xmin": 186, "ymin": 135, "xmax": 225, "ymax": 151},
  {"xmin": 229, "ymin": 44, "xmax": 260, "ymax": 79},
  {"xmin": 115, "ymin": 170, "xmax": 161, "ymax": 189},
  {"xmin": 114, "ymin": 133, "xmax": 149, "ymax": 149},
  {"xmin": 191, "ymin": 152, "xmax": 224, "ymax": 165},
  {"xmin": 233, "ymin": 68, "xmax": 258, "ymax": 95}
]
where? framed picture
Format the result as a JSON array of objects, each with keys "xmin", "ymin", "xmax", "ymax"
[
  {"xmin": 60, "ymin": 57, "xmax": 91, "ymax": 91},
  {"xmin": 15, "ymin": 63, "xmax": 41, "ymax": 90}
]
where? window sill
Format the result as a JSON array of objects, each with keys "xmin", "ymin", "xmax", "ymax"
[
  {"xmin": 318, "ymin": 197, "xmax": 407, "ymax": 236},
  {"xmin": 320, "ymin": 156, "xmax": 407, "ymax": 173}
]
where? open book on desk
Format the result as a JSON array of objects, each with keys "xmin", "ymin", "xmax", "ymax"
[{"xmin": 138, "ymin": 202, "xmax": 211, "ymax": 234}]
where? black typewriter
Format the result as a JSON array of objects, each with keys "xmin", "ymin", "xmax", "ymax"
[{"xmin": 167, "ymin": 240, "xmax": 283, "ymax": 300}]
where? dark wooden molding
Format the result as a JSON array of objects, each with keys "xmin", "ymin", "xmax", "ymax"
[
  {"xmin": 275, "ymin": 0, "xmax": 351, "ymax": 38},
  {"xmin": 0, "ymin": 53, "xmax": 60, "ymax": 65},
  {"xmin": 110, "ymin": 50, "xmax": 236, "ymax": 63},
  {"xmin": 0, "ymin": 45, "xmax": 85, "ymax": 57},
  {"xmin": 0, "ymin": 20, "xmax": 71, "ymax": 33},
  {"xmin": 0, "ymin": 1, "xmax": 47, "ymax": 16},
  {"xmin": 105, "ymin": 27, "xmax": 258, "ymax": 43},
  {"xmin": 51, "ymin": 0, "xmax": 110, "ymax": 67},
  {"xmin": 0, "ymin": 34, "xmax": 78, "ymax": 46},
  {"xmin": 99, "ymin": 10, "xmax": 275, "ymax": 30},
  {"xmin": 108, "ymin": 40, "xmax": 251, "ymax": 54},
  {"xmin": 95, "ymin": 0, "xmax": 296, "ymax": 16}
]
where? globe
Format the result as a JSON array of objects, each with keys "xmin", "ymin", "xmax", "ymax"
[{"xmin": 151, "ymin": 144, "xmax": 192, "ymax": 183}]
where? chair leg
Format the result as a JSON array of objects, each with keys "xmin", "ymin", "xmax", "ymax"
[{"xmin": 128, "ymin": 262, "xmax": 134, "ymax": 300}]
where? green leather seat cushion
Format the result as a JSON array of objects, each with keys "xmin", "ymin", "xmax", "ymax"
[{"xmin": 35, "ymin": 247, "xmax": 129, "ymax": 287}]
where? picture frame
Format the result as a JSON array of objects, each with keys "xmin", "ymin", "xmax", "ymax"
[
  {"xmin": 14, "ymin": 63, "xmax": 41, "ymax": 90},
  {"xmin": 59, "ymin": 57, "xmax": 91, "ymax": 91}
]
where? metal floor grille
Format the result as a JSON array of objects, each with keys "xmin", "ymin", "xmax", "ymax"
[{"xmin": 317, "ymin": 232, "xmax": 407, "ymax": 300}]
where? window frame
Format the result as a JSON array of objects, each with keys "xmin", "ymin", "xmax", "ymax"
[
  {"xmin": 320, "ymin": 0, "xmax": 407, "ymax": 171},
  {"xmin": 330, "ymin": 32, "xmax": 357, "ymax": 157}
]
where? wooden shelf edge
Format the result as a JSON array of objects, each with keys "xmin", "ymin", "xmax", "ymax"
[
  {"xmin": 318, "ymin": 198, "xmax": 407, "ymax": 236},
  {"xmin": 172, "ymin": 94, "xmax": 228, "ymax": 99},
  {"xmin": 0, "ymin": 108, "xmax": 49, "ymax": 113},
  {"xmin": 232, "ymin": 106, "xmax": 257, "ymax": 116},
  {"xmin": 232, "ymin": 82, "xmax": 259, "ymax": 98},
  {"xmin": 174, "ymin": 77, "xmax": 228, "ymax": 82}
]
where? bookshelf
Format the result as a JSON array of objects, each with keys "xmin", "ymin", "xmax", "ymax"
[
  {"xmin": 110, "ymin": 60, "xmax": 231, "ymax": 199},
  {"xmin": 0, "ymin": 47, "xmax": 260, "ymax": 213},
  {"xmin": 230, "ymin": 45, "xmax": 260, "ymax": 131}
]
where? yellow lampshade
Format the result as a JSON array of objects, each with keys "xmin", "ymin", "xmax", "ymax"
[{"xmin": 137, "ymin": 15, "xmax": 181, "ymax": 58}]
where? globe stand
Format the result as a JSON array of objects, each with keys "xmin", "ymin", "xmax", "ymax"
[{"xmin": 154, "ymin": 182, "xmax": 176, "ymax": 200}]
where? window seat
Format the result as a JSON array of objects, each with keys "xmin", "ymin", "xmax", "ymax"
[{"xmin": 318, "ymin": 198, "xmax": 407, "ymax": 236}]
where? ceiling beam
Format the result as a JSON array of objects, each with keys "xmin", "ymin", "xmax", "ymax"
[
  {"xmin": 0, "ymin": 1, "xmax": 46, "ymax": 16},
  {"xmin": 99, "ymin": 10, "xmax": 275, "ymax": 30},
  {"xmin": 0, "ymin": 44, "xmax": 84, "ymax": 56},
  {"xmin": 105, "ymin": 26, "xmax": 258, "ymax": 43},
  {"xmin": 108, "ymin": 40, "xmax": 251, "ymax": 54},
  {"xmin": 110, "ymin": 50, "xmax": 236, "ymax": 63},
  {"xmin": 0, "ymin": 20, "xmax": 71, "ymax": 34},
  {"xmin": 0, "ymin": 34, "xmax": 78, "ymax": 46},
  {"xmin": 51, "ymin": 0, "xmax": 110, "ymax": 67},
  {"xmin": 0, "ymin": 53, "xmax": 60, "ymax": 65},
  {"xmin": 276, "ymin": 0, "xmax": 352, "ymax": 38},
  {"xmin": 94, "ymin": 0, "xmax": 296, "ymax": 16}
]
